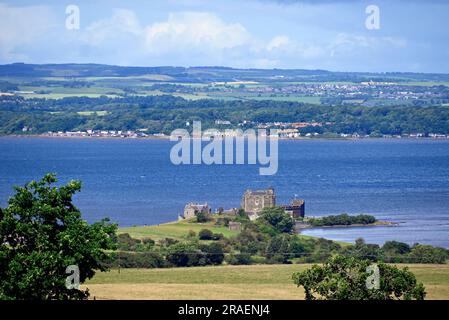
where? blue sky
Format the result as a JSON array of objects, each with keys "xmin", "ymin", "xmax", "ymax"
[{"xmin": 0, "ymin": 0, "xmax": 448, "ymax": 72}]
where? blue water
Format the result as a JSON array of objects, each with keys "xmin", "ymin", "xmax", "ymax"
[{"xmin": 0, "ymin": 137, "xmax": 448, "ymax": 248}]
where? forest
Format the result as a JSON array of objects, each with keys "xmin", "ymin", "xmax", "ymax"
[{"xmin": 1, "ymin": 95, "xmax": 449, "ymax": 135}]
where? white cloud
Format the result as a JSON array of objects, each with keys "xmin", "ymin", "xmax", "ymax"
[
  {"xmin": 0, "ymin": 3, "xmax": 55, "ymax": 62},
  {"xmin": 82, "ymin": 9, "xmax": 141, "ymax": 45},
  {"xmin": 266, "ymin": 35, "xmax": 290, "ymax": 51},
  {"xmin": 329, "ymin": 33, "xmax": 407, "ymax": 57},
  {"xmin": 0, "ymin": 4, "xmax": 411, "ymax": 70},
  {"xmin": 143, "ymin": 12, "xmax": 251, "ymax": 54}
]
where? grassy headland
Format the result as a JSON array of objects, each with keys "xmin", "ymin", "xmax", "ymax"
[{"xmin": 119, "ymin": 220, "xmax": 239, "ymax": 242}]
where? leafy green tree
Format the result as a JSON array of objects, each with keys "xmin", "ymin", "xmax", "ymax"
[
  {"xmin": 226, "ymin": 253, "xmax": 251, "ymax": 265},
  {"xmin": 382, "ymin": 241, "xmax": 411, "ymax": 255},
  {"xmin": 198, "ymin": 229, "xmax": 214, "ymax": 240},
  {"xmin": 201, "ymin": 242, "xmax": 225, "ymax": 265},
  {"xmin": 408, "ymin": 244, "xmax": 448, "ymax": 264},
  {"xmin": 259, "ymin": 207, "xmax": 294, "ymax": 234},
  {"xmin": 117, "ymin": 233, "xmax": 141, "ymax": 251},
  {"xmin": 196, "ymin": 210, "xmax": 211, "ymax": 223},
  {"xmin": 235, "ymin": 208, "xmax": 249, "ymax": 222},
  {"xmin": 166, "ymin": 243, "xmax": 204, "ymax": 267},
  {"xmin": 292, "ymin": 255, "xmax": 426, "ymax": 300},
  {"xmin": 110, "ymin": 251, "xmax": 165, "ymax": 268},
  {"xmin": 0, "ymin": 174, "xmax": 117, "ymax": 300},
  {"xmin": 265, "ymin": 234, "xmax": 291, "ymax": 263},
  {"xmin": 381, "ymin": 241, "xmax": 411, "ymax": 262},
  {"xmin": 344, "ymin": 238, "xmax": 381, "ymax": 262}
]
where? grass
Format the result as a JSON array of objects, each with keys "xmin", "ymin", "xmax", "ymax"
[
  {"xmin": 119, "ymin": 219, "xmax": 350, "ymax": 247},
  {"xmin": 101, "ymin": 221, "xmax": 448, "ymax": 300},
  {"xmin": 119, "ymin": 219, "xmax": 239, "ymax": 241},
  {"xmin": 76, "ymin": 111, "xmax": 109, "ymax": 116},
  {"xmin": 20, "ymin": 93, "xmax": 119, "ymax": 99},
  {"xmin": 84, "ymin": 264, "xmax": 449, "ymax": 300}
]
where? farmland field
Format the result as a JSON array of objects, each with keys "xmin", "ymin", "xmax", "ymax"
[{"xmin": 84, "ymin": 264, "xmax": 449, "ymax": 300}]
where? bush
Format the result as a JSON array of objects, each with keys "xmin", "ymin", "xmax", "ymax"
[
  {"xmin": 165, "ymin": 242, "xmax": 227, "ymax": 267},
  {"xmin": 187, "ymin": 230, "xmax": 197, "ymax": 239},
  {"xmin": 408, "ymin": 244, "xmax": 448, "ymax": 264},
  {"xmin": 212, "ymin": 233, "xmax": 224, "ymax": 240},
  {"xmin": 158, "ymin": 238, "xmax": 179, "ymax": 247},
  {"xmin": 250, "ymin": 255, "xmax": 267, "ymax": 264},
  {"xmin": 381, "ymin": 241, "xmax": 411, "ymax": 263},
  {"xmin": 215, "ymin": 217, "xmax": 231, "ymax": 227},
  {"xmin": 226, "ymin": 253, "xmax": 252, "ymax": 265},
  {"xmin": 293, "ymin": 255, "xmax": 426, "ymax": 300},
  {"xmin": 117, "ymin": 233, "xmax": 141, "ymax": 251},
  {"xmin": 166, "ymin": 243, "xmax": 205, "ymax": 267},
  {"xmin": 108, "ymin": 252, "xmax": 165, "ymax": 268},
  {"xmin": 196, "ymin": 211, "xmax": 211, "ymax": 223},
  {"xmin": 198, "ymin": 229, "xmax": 223, "ymax": 240},
  {"xmin": 142, "ymin": 238, "xmax": 155, "ymax": 246},
  {"xmin": 265, "ymin": 235, "xmax": 291, "ymax": 263},
  {"xmin": 259, "ymin": 207, "xmax": 295, "ymax": 234},
  {"xmin": 382, "ymin": 241, "xmax": 411, "ymax": 255},
  {"xmin": 201, "ymin": 242, "xmax": 225, "ymax": 265},
  {"xmin": 198, "ymin": 229, "xmax": 214, "ymax": 240},
  {"xmin": 308, "ymin": 214, "xmax": 377, "ymax": 227}
]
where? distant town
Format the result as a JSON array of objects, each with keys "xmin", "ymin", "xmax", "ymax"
[{"xmin": 34, "ymin": 126, "xmax": 449, "ymax": 140}]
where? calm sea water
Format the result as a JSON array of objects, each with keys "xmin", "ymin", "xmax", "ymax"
[{"xmin": 0, "ymin": 137, "xmax": 448, "ymax": 248}]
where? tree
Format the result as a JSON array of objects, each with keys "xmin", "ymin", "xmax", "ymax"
[
  {"xmin": 408, "ymin": 244, "xmax": 448, "ymax": 264},
  {"xmin": 343, "ymin": 238, "xmax": 381, "ymax": 262},
  {"xmin": 0, "ymin": 174, "xmax": 117, "ymax": 300},
  {"xmin": 259, "ymin": 206, "xmax": 294, "ymax": 234},
  {"xmin": 265, "ymin": 234, "xmax": 291, "ymax": 263},
  {"xmin": 196, "ymin": 210, "xmax": 211, "ymax": 223},
  {"xmin": 201, "ymin": 242, "xmax": 225, "ymax": 265},
  {"xmin": 226, "ymin": 253, "xmax": 251, "ymax": 265},
  {"xmin": 117, "ymin": 233, "xmax": 141, "ymax": 251},
  {"xmin": 166, "ymin": 243, "xmax": 204, "ymax": 267},
  {"xmin": 198, "ymin": 229, "xmax": 214, "ymax": 240},
  {"xmin": 292, "ymin": 255, "xmax": 426, "ymax": 300},
  {"xmin": 382, "ymin": 241, "xmax": 411, "ymax": 255}
]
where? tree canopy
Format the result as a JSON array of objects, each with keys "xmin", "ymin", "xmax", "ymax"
[
  {"xmin": 258, "ymin": 206, "xmax": 295, "ymax": 234},
  {"xmin": 292, "ymin": 255, "xmax": 426, "ymax": 300},
  {"xmin": 0, "ymin": 174, "xmax": 117, "ymax": 300}
]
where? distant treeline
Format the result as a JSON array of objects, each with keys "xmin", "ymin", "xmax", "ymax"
[
  {"xmin": 307, "ymin": 214, "xmax": 377, "ymax": 227},
  {"xmin": 1, "ymin": 95, "xmax": 449, "ymax": 135},
  {"xmin": 3, "ymin": 63, "xmax": 449, "ymax": 82}
]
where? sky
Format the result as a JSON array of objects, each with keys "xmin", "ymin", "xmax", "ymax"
[{"xmin": 0, "ymin": 0, "xmax": 448, "ymax": 72}]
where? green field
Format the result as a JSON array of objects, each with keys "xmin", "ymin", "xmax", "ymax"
[
  {"xmin": 20, "ymin": 93, "xmax": 120, "ymax": 99},
  {"xmin": 107, "ymin": 221, "xmax": 449, "ymax": 300},
  {"xmin": 118, "ymin": 219, "xmax": 347, "ymax": 246},
  {"xmin": 84, "ymin": 264, "xmax": 449, "ymax": 300},
  {"xmin": 119, "ymin": 219, "xmax": 239, "ymax": 241},
  {"xmin": 76, "ymin": 111, "xmax": 109, "ymax": 116}
]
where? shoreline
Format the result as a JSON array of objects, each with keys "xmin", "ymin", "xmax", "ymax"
[
  {"xmin": 296, "ymin": 220, "xmax": 398, "ymax": 231},
  {"xmin": 1, "ymin": 134, "xmax": 448, "ymax": 142}
]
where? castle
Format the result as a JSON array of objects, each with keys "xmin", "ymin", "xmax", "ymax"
[
  {"xmin": 180, "ymin": 188, "xmax": 305, "ymax": 221},
  {"xmin": 241, "ymin": 187, "xmax": 276, "ymax": 220},
  {"xmin": 281, "ymin": 199, "xmax": 305, "ymax": 219},
  {"xmin": 179, "ymin": 202, "xmax": 211, "ymax": 220},
  {"xmin": 241, "ymin": 187, "xmax": 305, "ymax": 220}
]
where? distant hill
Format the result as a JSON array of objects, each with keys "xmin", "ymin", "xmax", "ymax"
[{"xmin": 2, "ymin": 63, "xmax": 449, "ymax": 83}]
